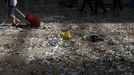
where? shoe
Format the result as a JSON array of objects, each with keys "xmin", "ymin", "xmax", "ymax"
[
  {"xmin": 11, "ymin": 23, "xmax": 17, "ymax": 26},
  {"xmin": 16, "ymin": 18, "xmax": 21, "ymax": 22},
  {"xmin": 16, "ymin": 22, "xmax": 20, "ymax": 26},
  {"xmin": 16, "ymin": 20, "xmax": 21, "ymax": 26},
  {"xmin": 11, "ymin": 23, "xmax": 19, "ymax": 27}
]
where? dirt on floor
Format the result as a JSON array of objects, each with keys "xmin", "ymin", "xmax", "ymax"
[{"xmin": 0, "ymin": 1, "xmax": 134, "ymax": 75}]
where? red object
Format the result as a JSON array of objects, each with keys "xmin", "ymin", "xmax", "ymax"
[
  {"xmin": 26, "ymin": 13, "xmax": 40, "ymax": 28},
  {"xmin": 15, "ymin": 8, "xmax": 40, "ymax": 28}
]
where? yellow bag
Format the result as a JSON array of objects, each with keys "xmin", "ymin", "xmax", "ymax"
[{"xmin": 60, "ymin": 31, "xmax": 71, "ymax": 39}]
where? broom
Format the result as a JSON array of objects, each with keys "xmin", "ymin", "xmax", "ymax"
[{"xmin": 15, "ymin": 8, "xmax": 40, "ymax": 28}]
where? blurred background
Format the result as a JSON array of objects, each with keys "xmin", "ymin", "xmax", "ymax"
[{"xmin": 0, "ymin": 0, "xmax": 134, "ymax": 23}]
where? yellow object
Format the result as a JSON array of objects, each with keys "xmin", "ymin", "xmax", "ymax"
[{"xmin": 60, "ymin": 31, "xmax": 71, "ymax": 39}]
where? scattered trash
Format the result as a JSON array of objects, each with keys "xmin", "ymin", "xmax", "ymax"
[
  {"xmin": 60, "ymin": 31, "xmax": 72, "ymax": 39},
  {"xmin": 87, "ymin": 35, "xmax": 104, "ymax": 42},
  {"xmin": 42, "ymin": 35, "xmax": 63, "ymax": 47},
  {"xmin": 0, "ymin": 29, "xmax": 5, "ymax": 35},
  {"xmin": 40, "ymin": 22, "xmax": 53, "ymax": 30},
  {"xmin": 63, "ymin": 40, "xmax": 79, "ymax": 50},
  {"xmin": 0, "ymin": 8, "xmax": 134, "ymax": 75},
  {"xmin": 0, "ymin": 46, "xmax": 5, "ymax": 51},
  {"xmin": 40, "ymin": 22, "xmax": 45, "ymax": 28}
]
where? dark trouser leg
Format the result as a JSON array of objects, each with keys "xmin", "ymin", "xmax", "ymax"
[
  {"xmin": 88, "ymin": 1, "xmax": 94, "ymax": 11},
  {"xmin": 93, "ymin": 1, "xmax": 98, "ymax": 14},
  {"xmin": 80, "ymin": 0, "xmax": 86, "ymax": 11},
  {"xmin": 118, "ymin": 0, "xmax": 123, "ymax": 9},
  {"xmin": 113, "ymin": 0, "xmax": 117, "ymax": 9},
  {"xmin": 99, "ymin": 0, "xmax": 107, "ymax": 13},
  {"xmin": 93, "ymin": 0, "xmax": 107, "ymax": 14}
]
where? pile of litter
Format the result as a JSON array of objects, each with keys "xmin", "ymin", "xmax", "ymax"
[{"xmin": 0, "ymin": 21, "xmax": 134, "ymax": 75}]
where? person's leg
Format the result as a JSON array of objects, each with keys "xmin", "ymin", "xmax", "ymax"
[
  {"xmin": 87, "ymin": 0, "xmax": 94, "ymax": 11},
  {"xmin": 12, "ymin": 16, "xmax": 21, "ymax": 26},
  {"xmin": 98, "ymin": 0, "xmax": 107, "ymax": 13},
  {"xmin": 8, "ymin": 6, "xmax": 20, "ymax": 26},
  {"xmin": 9, "ymin": 6, "xmax": 15, "ymax": 25},
  {"xmin": 80, "ymin": 0, "xmax": 87, "ymax": 11},
  {"xmin": 113, "ymin": 0, "xmax": 117, "ymax": 9},
  {"xmin": 118, "ymin": 0, "xmax": 123, "ymax": 9},
  {"xmin": 92, "ymin": 0, "xmax": 98, "ymax": 14},
  {"xmin": 93, "ymin": 0, "xmax": 107, "ymax": 14},
  {"xmin": 11, "ymin": 16, "xmax": 19, "ymax": 26}
]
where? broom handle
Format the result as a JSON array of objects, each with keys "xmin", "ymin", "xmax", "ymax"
[{"xmin": 15, "ymin": 8, "xmax": 26, "ymax": 18}]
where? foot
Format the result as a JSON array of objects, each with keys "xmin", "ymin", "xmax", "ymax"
[
  {"xmin": 11, "ymin": 23, "xmax": 19, "ymax": 27},
  {"xmin": 15, "ymin": 19, "xmax": 21, "ymax": 26},
  {"xmin": 16, "ymin": 22, "xmax": 20, "ymax": 26},
  {"xmin": 16, "ymin": 19, "xmax": 21, "ymax": 22},
  {"xmin": 11, "ymin": 23, "xmax": 17, "ymax": 26}
]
